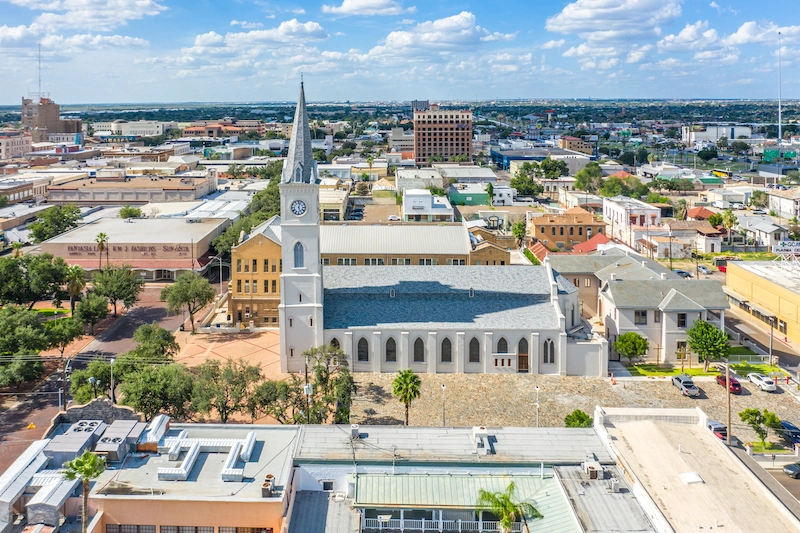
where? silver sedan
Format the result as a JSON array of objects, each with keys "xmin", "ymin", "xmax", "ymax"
[{"xmin": 747, "ymin": 373, "xmax": 777, "ymax": 392}]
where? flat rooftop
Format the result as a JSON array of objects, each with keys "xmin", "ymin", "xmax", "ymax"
[
  {"xmin": 607, "ymin": 419, "xmax": 800, "ymax": 532},
  {"xmin": 94, "ymin": 425, "xmax": 299, "ymax": 501},
  {"xmin": 0, "ymin": 203, "xmax": 51, "ymax": 220},
  {"xmin": 729, "ymin": 261, "xmax": 800, "ymax": 296},
  {"xmin": 48, "ymin": 175, "xmax": 210, "ymax": 190},
  {"xmin": 295, "ymin": 426, "xmax": 613, "ymax": 465},
  {"xmin": 555, "ymin": 465, "xmax": 655, "ymax": 533},
  {"xmin": 42, "ymin": 217, "xmax": 227, "ymax": 244}
]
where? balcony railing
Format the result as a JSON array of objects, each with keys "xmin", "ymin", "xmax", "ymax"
[{"xmin": 363, "ymin": 518, "xmax": 523, "ymax": 532}]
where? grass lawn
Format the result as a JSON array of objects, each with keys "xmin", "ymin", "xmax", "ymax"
[
  {"xmin": 750, "ymin": 442, "xmax": 791, "ymax": 454},
  {"xmin": 34, "ymin": 308, "xmax": 70, "ymax": 317},
  {"xmin": 731, "ymin": 362, "xmax": 787, "ymax": 376},
  {"xmin": 625, "ymin": 364, "xmax": 717, "ymax": 377},
  {"xmin": 729, "ymin": 346, "xmax": 756, "ymax": 356}
]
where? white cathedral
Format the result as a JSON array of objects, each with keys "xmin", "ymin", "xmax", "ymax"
[{"xmin": 278, "ymin": 83, "xmax": 608, "ymax": 377}]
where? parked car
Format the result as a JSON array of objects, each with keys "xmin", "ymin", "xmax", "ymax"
[
  {"xmin": 747, "ymin": 373, "xmax": 777, "ymax": 392},
  {"xmin": 672, "ymin": 374, "xmax": 700, "ymax": 397},
  {"xmin": 777, "ymin": 421, "xmax": 800, "ymax": 445},
  {"xmin": 751, "ymin": 209, "xmax": 767, "ymax": 215},
  {"xmin": 731, "ymin": 202, "xmax": 745, "ymax": 210},
  {"xmin": 715, "ymin": 374, "xmax": 742, "ymax": 393},
  {"xmin": 698, "ymin": 265, "xmax": 712, "ymax": 275},
  {"xmin": 718, "ymin": 265, "xmax": 727, "ymax": 273},
  {"xmin": 387, "ymin": 215, "xmax": 400, "ymax": 221},
  {"xmin": 784, "ymin": 462, "xmax": 800, "ymax": 479},
  {"xmin": 675, "ymin": 270, "xmax": 693, "ymax": 278},
  {"xmin": 707, "ymin": 420, "xmax": 728, "ymax": 440}
]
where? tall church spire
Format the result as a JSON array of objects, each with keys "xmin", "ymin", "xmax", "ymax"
[{"xmin": 282, "ymin": 81, "xmax": 318, "ymax": 184}]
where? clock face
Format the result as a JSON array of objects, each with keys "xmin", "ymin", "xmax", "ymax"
[{"xmin": 290, "ymin": 200, "xmax": 307, "ymax": 216}]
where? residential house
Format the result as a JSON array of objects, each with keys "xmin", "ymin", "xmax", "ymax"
[
  {"xmin": 599, "ymin": 272, "xmax": 729, "ymax": 363},
  {"xmin": 768, "ymin": 188, "xmax": 800, "ymax": 219},
  {"xmin": 686, "ymin": 206, "xmax": 716, "ymax": 221},
  {"xmin": 736, "ymin": 215, "xmax": 788, "ymax": 248},
  {"xmin": 662, "ymin": 220, "xmax": 723, "ymax": 254},
  {"xmin": 528, "ymin": 207, "xmax": 606, "ymax": 251},
  {"xmin": 603, "ymin": 196, "xmax": 660, "ymax": 244}
]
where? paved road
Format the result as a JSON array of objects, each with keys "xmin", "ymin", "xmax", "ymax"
[
  {"xmin": 722, "ymin": 308, "xmax": 800, "ymax": 370},
  {"xmin": 0, "ymin": 287, "xmax": 183, "ymax": 472},
  {"xmin": 767, "ymin": 468, "xmax": 800, "ymax": 500}
]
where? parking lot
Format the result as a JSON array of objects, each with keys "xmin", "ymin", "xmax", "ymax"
[
  {"xmin": 360, "ymin": 204, "xmax": 400, "ymax": 223},
  {"xmin": 350, "ymin": 372, "xmax": 800, "ymax": 445}
]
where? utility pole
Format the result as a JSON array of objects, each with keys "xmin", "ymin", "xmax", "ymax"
[
  {"xmin": 726, "ymin": 357, "xmax": 732, "ymax": 446},
  {"xmin": 778, "ymin": 31, "xmax": 783, "ymax": 143},
  {"xmin": 304, "ymin": 355, "xmax": 312, "ymax": 424},
  {"xmin": 669, "ymin": 232, "xmax": 674, "ymax": 271}
]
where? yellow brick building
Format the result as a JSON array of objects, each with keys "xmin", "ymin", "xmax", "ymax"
[
  {"xmin": 229, "ymin": 216, "xmax": 283, "ymax": 326},
  {"xmin": 725, "ymin": 261, "xmax": 800, "ymax": 343}
]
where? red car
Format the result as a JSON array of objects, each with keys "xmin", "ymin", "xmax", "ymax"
[
  {"xmin": 718, "ymin": 265, "xmax": 727, "ymax": 273},
  {"xmin": 716, "ymin": 374, "xmax": 741, "ymax": 393}
]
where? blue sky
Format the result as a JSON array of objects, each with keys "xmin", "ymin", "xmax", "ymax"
[{"xmin": 0, "ymin": 0, "xmax": 797, "ymax": 103}]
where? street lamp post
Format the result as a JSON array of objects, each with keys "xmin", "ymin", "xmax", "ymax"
[
  {"xmin": 441, "ymin": 383, "xmax": 446, "ymax": 427},
  {"xmin": 89, "ymin": 376, "xmax": 97, "ymax": 398},
  {"xmin": 668, "ymin": 232, "xmax": 674, "ymax": 271},
  {"xmin": 304, "ymin": 355, "xmax": 312, "ymax": 424},
  {"xmin": 110, "ymin": 358, "xmax": 116, "ymax": 404},
  {"xmin": 535, "ymin": 385, "xmax": 540, "ymax": 428},
  {"xmin": 769, "ymin": 317, "xmax": 775, "ymax": 364}
]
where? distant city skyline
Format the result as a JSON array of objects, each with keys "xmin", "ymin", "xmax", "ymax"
[{"xmin": 0, "ymin": 0, "xmax": 797, "ymax": 104}]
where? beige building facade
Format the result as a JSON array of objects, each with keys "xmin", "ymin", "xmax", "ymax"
[
  {"xmin": 46, "ymin": 174, "xmax": 217, "ymax": 205},
  {"xmin": 413, "ymin": 105, "xmax": 473, "ymax": 165}
]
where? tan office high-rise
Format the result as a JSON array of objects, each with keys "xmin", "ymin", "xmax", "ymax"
[{"xmin": 413, "ymin": 104, "xmax": 472, "ymax": 165}]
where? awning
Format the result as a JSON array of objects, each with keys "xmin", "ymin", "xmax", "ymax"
[
  {"xmin": 747, "ymin": 301, "xmax": 776, "ymax": 319},
  {"xmin": 722, "ymin": 286, "xmax": 748, "ymax": 303}
]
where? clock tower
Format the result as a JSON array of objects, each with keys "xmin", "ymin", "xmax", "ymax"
[{"xmin": 278, "ymin": 82, "xmax": 324, "ymax": 373}]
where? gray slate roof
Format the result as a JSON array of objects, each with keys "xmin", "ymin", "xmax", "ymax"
[
  {"xmin": 322, "ymin": 265, "xmax": 559, "ymax": 330},
  {"xmin": 282, "ymin": 82, "xmax": 318, "ymax": 185},
  {"xmin": 553, "ymin": 271, "xmax": 579, "ymax": 294},
  {"xmin": 250, "ymin": 215, "xmax": 282, "ymax": 245},
  {"xmin": 602, "ymin": 279, "xmax": 729, "ymax": 310},
  {"xmin": 595, "ymin": 257, "xmax": 679, "ymax": 282}
]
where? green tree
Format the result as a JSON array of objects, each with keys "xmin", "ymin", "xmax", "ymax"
[
  {"xmin": 574, "ymin": 162, "xmax": 604, "ymax": 194},
  {"xmin": 721, "ymin": 209, "xmax": 738, "ymax": 245},
  {"xmin": 211, "ymin": 217, "xmax": 254, "ymax": 257},
  {"xmin": 192, "ymin": 358, "xmax": 262, "ymax": 423},
  {"xmin": 687, "ymin": 319, "xmax": 730, "ymax": 371},
  {"xmin": 510, "ymin": 162, "xmax": 544, "ymax": 197},
  {"xmin": 46, "ymin": 317, "xmax": 84, "ymax": 360},
  {"xmin": 614, "ymin": 332, "xmax": 649, "ymax": 365},
  {"xmin": 511, "ymin": 221, "xmax": 527, "ymax": 246},
  {"xmin": 301, "ymin": 344, "xmax": 357, "ymax": 424},
  {"xmin": 250, "ymin": 377, "xmax": 306, "ymax": 424},
  {"xmin": 63, "ymin": 450, "xmax": 106, "ymax": 533},
  {"xmin": 160, "ymin": 272, "xmax": 216, "ymax": 333},
  {"xmin": 486, "ymin": 182, "xmax": 494, "ymax": 205},
  {"xmin": 0, "ymin": 195, "xmax": 7, "ymax": 208},
  {"xmin": 717, "ymin": 136, "xmax": 729, "ymax": 149},
  {"xmin": 675, "ymin": 178, "xmax": 695, "ymax": 195},
  {"xmin": 119, "ymin": 205, "xmax": 143, "ymax": 219},
  {"xmin": 635, "ymin": 146, "xmax": 649, "ymax": 165},
  {"xmin": 707, "ymin": 213, "xmax": 723, "ymax": 227},
  {"xmin": 0, "ymin": 305, "xmax": 49, "ymax": 387},
  {"xmin": 392, "ymin": 369, "xmax": 421, "ymax": 426},
  {"xmin": 355, "ymin": 182, "xmax": 370, "ymax": 196},
  {"xmin": 739, "ymin": 408, "xmax": 780, "ymax": 447},
  {"xmin": 28, "ymin": 204, "xmax": 82, "ymax": 243},
  {"xmin": 95, "ymin": 232, "xmax": 108, "ymax": 269},
  {"xmin": 66, "ymin": 265, "xmax": 86, "ymax": 314},
  {"xmin": 564, "ymin": 409, "xmax": 593, "ymax": 428},
  {"xmin": 697, "ymin": 148, "xmax": 718, "ymax": 162},
  {"xmin": 618, "ymin": 152, "xmax": 635, "ymax": 166},
  {"xmin": 11, "ymin": 241, "xmax": 23, "ymax": 258},
  {"xmin": 227, "ymin": 163, "xmax": 245, "ymax": 179},
  {"xmin": 599, "ymin": 177, "xmax": 625, "ymax": 197},
  {"xmin": 92, "ymin": 265, "xmax": 144, "ymax": 316},
  {"xmin": 70, "ymin": 359, "xmax": 112, "ymax": 404},
  {"xmin": 645, "ymin": 193, "xmax": 670, "ymax": 204},
  {"xmin": 121, "ymin": 364, "xmax": 196, "ymax": 420},
  {"xmin": 75, "ymin": 292, "xmax": 109, "ymax": 334},
  {"xmin": 0, "ymin": 253, "xmax": 69, "ymax": 309},
  {"xmin": 750, "ymin": 190, "xmax": 768, "ymax": 208},
  {"xmin": 539, "ymin": 157, "xmax": 569, "ymax": 179},
  {"xmin": 476, "ymin": 482, "xmax": 542, "ymax": 533},
  {"xmin": 730, "ymin": 140, "xmax": 750, "ymax": 154},
  {"xmin": 674, "ymin": 198, "xmax": 688, "ymax": 220}
]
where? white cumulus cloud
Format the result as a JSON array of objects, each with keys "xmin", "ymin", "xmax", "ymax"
[
  {"xmin": 722, "ymin": 21, "xmax": 800, "ymax": 46},
  {"xmin": 658, "ymin": 20, "xmax": 718, "ymax": 51},
  {"xmin": 545, "ymin": 0, "xmax": 683, "ymax": 42},
  {"xmin": 322, "ymin": 0, "xmax": 415, "ymax": 16},
  {"xmin": 541, "ymin": 39, "xmax": 565, "ymax": 49},
  {"xmin": 230, "ymin": 20, "xmax": 264, "ymax": 29}
]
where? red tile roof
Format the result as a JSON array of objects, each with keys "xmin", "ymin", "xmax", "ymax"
[
  {"xmin": 571, "ymin": 232, "xmax": 611, "ymax": 253},
  {"xmin": 687, "ymin": 206, "xmax": 715, "ymax": 220}
]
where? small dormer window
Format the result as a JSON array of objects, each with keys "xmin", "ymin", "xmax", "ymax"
[
  {"xmin": 390, "ymin": 289, "xmax": 395, "ymax": 298},
  {"xmin": 469, "ymin": 288, "xmax": 474, "ymax": 298}
]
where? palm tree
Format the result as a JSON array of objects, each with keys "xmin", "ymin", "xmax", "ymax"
[
  {"xmin": 66, "ymin": 265, "xmax": 86, "ymax": 314},
  {"xmin": 11, "ymin": 241, "xmax": 23, "ymax": 258},
  {"xmin": 391, "ymin": 369, "xmax": 421, "ymax": 426},
  {"xmin": 674, "ymin": 198, "xmax": 688, "ymax": 220},
  {"xmin": 476, "ymin": 482, "xmax": 542, "ymax": 533},
  {"xmin": 366, "ymin": 155, "xmax": 374, "ymax": 169},
  {"xmin": 63, "ymin": 450, "xmax": 106, "ymax": 533},
  {"xmin": 722, "ymin": 209, "xmax": 738, "ymax": 245},
  {"xmin": 95, "ymin": 232, "xmax": 108, "ymax": 269}
]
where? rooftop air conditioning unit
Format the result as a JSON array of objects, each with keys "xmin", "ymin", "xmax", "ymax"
[
  {"xmin": 609, "ymin": 477, "xmax": 620, "ymax": 492},
  {"xmin": 350, "ymin": 424, "xmax": 360, "ymax": 439}
]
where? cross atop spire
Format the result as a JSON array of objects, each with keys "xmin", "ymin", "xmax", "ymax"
[{"xmin": 282, "ymin": 81, "xmax": 317, "ymax": 184}]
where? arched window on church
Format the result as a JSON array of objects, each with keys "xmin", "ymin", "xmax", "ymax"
[
  {"xmin": 330, "ymin": 338, "xmax": 340, "ymax": 349},
  {"xmin": 469, "ymin": 337, "xmax": 480, "ymax": 363},
  {"xmin": 357, "ymin": 337, "xmax": 369, "ymax": 362},
  {"xmin": 413, "ymin": 338, "xmax": 425, "ymax": 362},
  {"xmin": 441, "ymin": 338, "xmax": 452, "ymax": 363},
  {"xmin": 497, "ymin": 337, "xmax": 508, "ymax": 353},
  {"xmin": 294, "ymin": 242, "xmax": 304, "ymax": 269},
  {"xmin": 385, "ymin": 338, "xmax": 397, "ymax": 362},
  {"xmin": 295, "ymin": 165, "xmax": 303, "ymax": 183},
  {"xmin": 518, "ymin": 338, "xmax": 528, "ymax": 356},
  {"xmin": 543, "ymin": 339, "xmax": 555, "ymax": 364}
]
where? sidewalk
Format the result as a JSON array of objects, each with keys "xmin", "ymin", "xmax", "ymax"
[{"xmin": 724, "ymin": 306, "xmax": 800, "ymax": 371}]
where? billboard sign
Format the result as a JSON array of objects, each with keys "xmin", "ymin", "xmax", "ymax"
[{"xmin": 773, "ymin": 241, "xmax": 800, "ymax": 254}]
